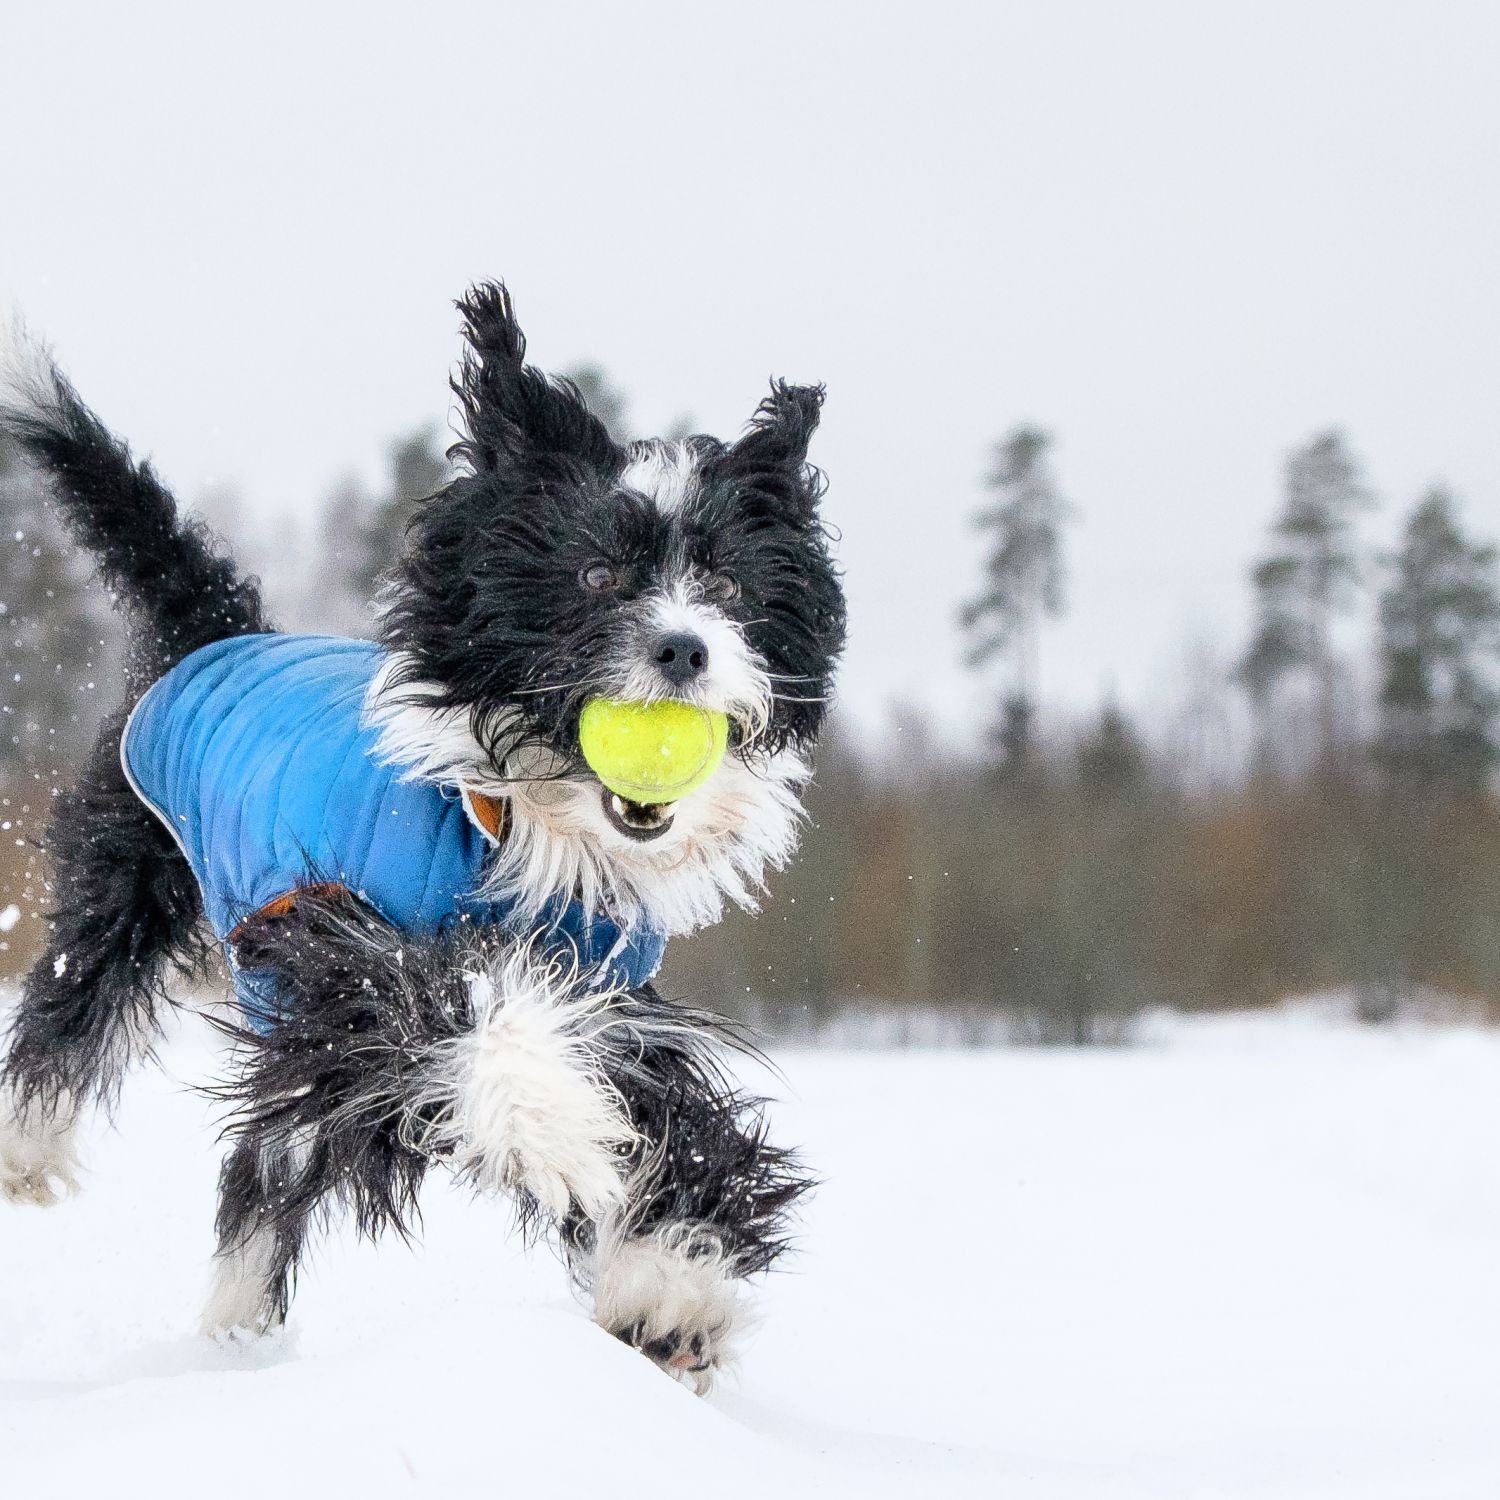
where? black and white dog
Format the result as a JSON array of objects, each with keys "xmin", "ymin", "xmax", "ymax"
[{"xmin": 0, "ymin": 284, "xmax": 845, "ymax": 1390}]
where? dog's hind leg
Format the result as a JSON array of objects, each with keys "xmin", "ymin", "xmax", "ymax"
[
  {"xmin": 563, "ymin": 986, "xmax": 815, "ymax": 1393},
  {"xmin": 0, "ymin": 713, "xmax": 204, "ymax": 1204},
  {"xmin": 201, "ymin": 1132, "xmax": 333, "ymax": 1339}
]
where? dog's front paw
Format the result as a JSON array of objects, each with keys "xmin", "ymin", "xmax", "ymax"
[
  {"xmin": 613, "ymin": 1319, "xmax": 729, "ymax": 1394},
  {"xmin": 0, "ymin": 1087, "xmax": 81, "ymax": 1206},
  {"xmin": 592, "ymin": 1225, "xmax": 745, "ymax": 1395}
]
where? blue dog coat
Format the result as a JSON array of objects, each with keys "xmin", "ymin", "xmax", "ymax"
[{"xmin": 121, "ymin": 634, "xmax": 667, "ymax": 1029}]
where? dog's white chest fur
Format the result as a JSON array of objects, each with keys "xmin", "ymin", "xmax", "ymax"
[{"xmin": 362, "ymin": 651, "xmax": 809, "ymax": 938}]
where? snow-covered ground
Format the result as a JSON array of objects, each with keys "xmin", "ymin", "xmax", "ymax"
[{"xmin": 3, "ymin": 1001, "xmax": 1499, "ymax": 1499}]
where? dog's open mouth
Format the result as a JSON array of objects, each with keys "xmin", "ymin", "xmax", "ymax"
[{"xmin": 600, "ymin": 785, "xmax": 676, "ymax": 842}]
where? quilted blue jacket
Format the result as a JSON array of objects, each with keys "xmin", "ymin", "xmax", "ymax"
[{"xmin": 121, "ymin": 634, "xmax": 666, "ymax": 1029}]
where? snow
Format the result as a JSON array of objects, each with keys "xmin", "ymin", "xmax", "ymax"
[
  {"xmin": 0, "ymin": 904, "xmax": 17, "ymax": 932},
  {"xmin": 3, "ymin": 1002, "xmax": 1499, "ymax": 1499}
]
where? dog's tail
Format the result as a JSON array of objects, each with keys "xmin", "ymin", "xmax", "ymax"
[{"xmin": 1, "ymin": 331, "xmax": 269, "ymax": 677}]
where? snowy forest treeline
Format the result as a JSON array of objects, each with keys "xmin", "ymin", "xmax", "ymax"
[{"xmin": 4, "ymin": 380, "xmax": 1500, "ymax": 1041}]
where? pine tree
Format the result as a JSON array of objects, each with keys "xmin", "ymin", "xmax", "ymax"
[
  {"xmin": 352, "ymin": 426, "xmax": 449, "ymax": 601},
  {"xmin": 1076, "ymin": 699, "xmax": 1149, "ymax": 796},
  {"xmin": 994, "ymin": 693, "xmax": 1038, "ymax": 782},
  {"xmin": 959, "ymin": 426, "xmax": 1072, "ymax": 767},
  {"xmin": 1375, "ymin": 486, "xmax": 1500, "ymax": 789},
  {"xmin": 563, "ymin": 364, "xmax": 631, "ymax": 444},
  {"xmin": 297, "ymin": 474, "xmax": 380, "ymax": 636},
  {"xmin": 1238, "ymin": 430, "xmax": 1372, "ymax": 768}
]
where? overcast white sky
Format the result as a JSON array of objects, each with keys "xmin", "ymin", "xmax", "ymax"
[{"xmin": 3, "ymin": 1, "xmax": 1498, "ymax": 746}]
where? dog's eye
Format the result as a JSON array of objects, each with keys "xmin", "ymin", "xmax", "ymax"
[
  {"xmin": 703, "ymin": 572, "xmax": 739, "ymax": 603},
  {"xmin": 580, "ymin": 562, "xmax": 618, "ymax": 591}
]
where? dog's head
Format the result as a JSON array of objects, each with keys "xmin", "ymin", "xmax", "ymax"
[{"xmin": 369, "ymin": 283, "xmax": 845, "ymax": 935}]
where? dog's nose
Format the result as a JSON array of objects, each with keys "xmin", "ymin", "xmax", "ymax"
[{"xmin": 653, "ymin": 630, "xmax": 709, "ymax": 686}]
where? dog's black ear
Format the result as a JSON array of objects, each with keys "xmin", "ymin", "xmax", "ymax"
[
  {"xmin": 719, "ymin": 380, "xmax": 826, "ymax": 515},
  {"xmin": 452, "ymin": 282, "xmax": 617, "ymax": 476},
  {"xmin": 732, "ymin": 380, "xmax": 824, "ymax": 470}
]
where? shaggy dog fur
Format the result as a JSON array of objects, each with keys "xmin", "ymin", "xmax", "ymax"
[{"xmin": 0, "ymin": 285, "xmax": 844, "ymax": 1391}]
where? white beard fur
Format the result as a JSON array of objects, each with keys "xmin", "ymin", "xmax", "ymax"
[{"xmin": 362, "ymin": 652, "xmax": 808, "ymax": 938}]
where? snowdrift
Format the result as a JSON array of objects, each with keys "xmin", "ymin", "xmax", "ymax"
[{"xmin": 4, "ymin": 1005, "xmax": 1499, "ymax": 1499}]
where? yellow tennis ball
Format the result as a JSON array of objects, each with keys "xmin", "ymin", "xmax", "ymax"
[{"xmin": 579, "ymin": 698, "xmax": 729, "ymax": 804}]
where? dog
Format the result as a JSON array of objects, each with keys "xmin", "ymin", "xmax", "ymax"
[{"xmin": 0, "ymin": 284, "xmax": 845, "ymax": 1391}]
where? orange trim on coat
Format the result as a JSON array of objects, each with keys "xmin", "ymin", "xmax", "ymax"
[
  {"xmin": 463, "ymin": 789, "xmax": 506, "ymax": 843},
  {"xmin": 227, "ymin": 881, "xmax": 349, "ymax": 943}
]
